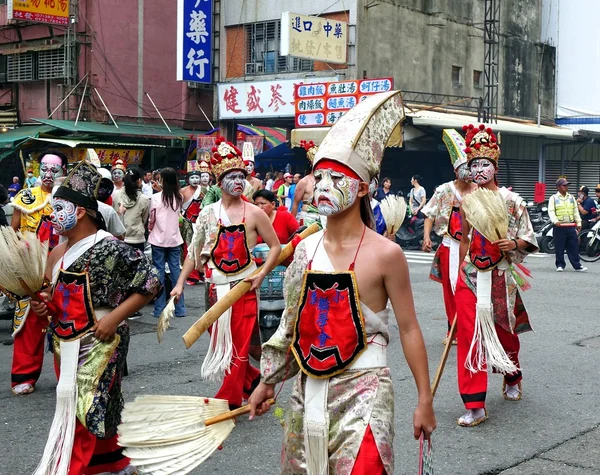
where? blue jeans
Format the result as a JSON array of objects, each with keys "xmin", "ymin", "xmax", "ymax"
[{"xmin": 152, "ymin": 245, "xmax": 185, "ymax": 317}]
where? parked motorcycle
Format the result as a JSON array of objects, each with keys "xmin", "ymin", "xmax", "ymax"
[
  {"xmin": 396, "ymin": 216, "xmax": 441, "ymax": 251},
  {"xmin": 536, "ymin": 220, "xmax": 555, "ymax": 254},
  {"xmin": 578, "ymin": 221, "xmax": 600, "ymax": 262},
  {"xmin": 527, "ymin": 201, "xmax": 550, "ymax": 233}
]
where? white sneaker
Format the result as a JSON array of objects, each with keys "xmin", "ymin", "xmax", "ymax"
[
  {"xmin": 556, "ymin": 267, "xmax": 564, "ymax": 272},
  {"xmin": 576, "ymin": 267, "xmax": 588, "ymax": 272}
]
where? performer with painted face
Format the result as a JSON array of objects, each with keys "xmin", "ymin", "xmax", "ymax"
[
  {"xmin": 249, "ymin": 91, "xmax": 436, "ymax": 474},
  {"xmin": 111, "ymin": 158, "xmax": 126, "ymax": 196},
  {"xmin": 171, "ymin": 137, "xmax": 281, "ymax": 409},
  {"xmin": 454, "ymin": 124, "xmax": 538, "ymax": 427},
  {"xmin": 9, "ymin": 150, "xmax": 67, "ymax": 395},
  {"xmin": 243, "ymin": 142, "xmax": 263, "ymax": 194},
  {"xmin": 30, "ymin": 160, "xmax": 160, "ymax": 475},
  {"xmin": 422, "ymin": 129, "xmax": 477, "ymax": 345}
]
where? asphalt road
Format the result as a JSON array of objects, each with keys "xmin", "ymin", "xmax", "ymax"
[{"xmin": 1, "ymin": 251, "xmax": 599, "ymax": 474}]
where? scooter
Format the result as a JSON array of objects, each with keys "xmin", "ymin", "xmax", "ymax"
[
  {"xmin": 396, "ymin": 216, "xmax": 442, "ymax": 251},
  {"xmin": 536, "ymin": 220, "xmax": 555, "ymax": 254}
]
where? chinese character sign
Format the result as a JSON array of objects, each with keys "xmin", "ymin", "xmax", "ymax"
[
  {"xmin": 217, "ymin": 77, "xmax": 338, "ymax": 119},
  {"xmin": 281, "ymin": 12, "xmax": 347, "ymax": 64},
  {"xmin": 177, "ymin": 0, "xmax": 213, "ymax": 84},
  {"xmin": 294, "ymin": 78, "xmax": 394, "ymax": 127},
  {"xmin": 8, "ymin": 0, "xmax": 69, "ymax": 25}
]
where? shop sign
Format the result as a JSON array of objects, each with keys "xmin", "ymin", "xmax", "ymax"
[
  {"xmin": 177, "ymin": 0, "xmax": 213, "ymax": 84},
  {"xmin": 218, "ymin": 76, "xmax": 338, "ymax": 119},
  {"xmin": 8, "ymin": 0, "xmax": 69, "ymax": 25},
  {"xmin": 294, "ymin": 78, "xmax": 394, "ymax": 127},
  {"xmin": 280, "ymin": 12, "xmax": 347, "ymax": 64}
]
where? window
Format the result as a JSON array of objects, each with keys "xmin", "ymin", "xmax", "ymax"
[
  {"xmin": 245, "ymin": 20, "xmax": 313, "ymax": 75},
  {"xmin": 6, "ymin": 48, "xmax": 66, "ymax": 82},
  {"xmin": 473, "ymin": 70, "xmax": 483, "ymax": 89},
  {"xmin": 452, "ymin": 65, "xmax": 462, "ymax": 86}
]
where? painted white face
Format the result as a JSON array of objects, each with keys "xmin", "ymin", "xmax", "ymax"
[
  {"xmin": 470, "ymin": 158, "xmax": 496, "ymax": 185},
  {"xmin": 188, "ymin": 175, "xmax": 201, "ymax": 187},
  {"xmin": 40, "ymin": 159, "xmax": 64, "ymax": 187},
  {"xmin": 457, "ymin": 163, "xmax": 472, "ymax": 182},
  {"xmin": 200, "ymin": 173, "xmax": 210, "ymax": 186},
  {"xmin": 245, "ymin": 161, "xmax": 254, "ymax": 175},
  {"xmin": 50, "ymin": 198, "xmax": 78, "ymax": 235},
  {"xmin": 221, "ymin": 170, "xmax": 246, "ymax": 197},
  {"xmin": 112, "ymin": 169, "xmax": 125, "ymax": 183},
  {"xmin": 313, "ymin": 168, "xmax": 360, "ymax": 216}
]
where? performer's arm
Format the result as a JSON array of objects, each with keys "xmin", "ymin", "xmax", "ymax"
[
  {"xmin": 92, "ymin": 293, "xmax": 154, "ymax": 342},
  {"xmin": 290, "ymin": 180, "xmax": 305, "ymax": 216},
  {"xmin": 423, "ymin": 218, "xmax": 434, "ymax": 252},
  {"xmin": 172, "ymin": 215, "xmax": 207, "ymax": 301},
  {"xmin": 10, "ymin": 209, "xmax": 20, "ymax": 231},
  {"xmin": 245, "ymin": 208, "xmax": 282, "ymax": 291},
  {"xmin": 384, "ymin": 245, "xmax": 436, "ymax": 440},
  {"xmin": 459, "ymin": 207, "xmax": 471, "ymax": 265}
]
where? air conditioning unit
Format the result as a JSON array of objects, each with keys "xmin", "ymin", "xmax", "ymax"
[
  {"xmin": 187, "ymin": 81, "xmax": 200, "ymax": 89},
  {"xmin": 245, "ymin": 62, "xmax": 264, "ymax": 75}
]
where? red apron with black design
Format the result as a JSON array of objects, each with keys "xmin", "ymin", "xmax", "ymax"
[
  {"xmin": 50, "ymin": 269, "xmax": 97, "ymax": 341},
  {"xmin": 210, "ymin": 223, "xmax": 252, "ymax": 275},
  {"xmin": 448, "ymin": 206, "xmax": 463, "ymax": 242},
  {"xmin": 469, "ymin": 229, "xmax": 503, "ymax": 271},
  {"xmin": 184, "ymin": 199, "xmax": 202, "ymax": 224}
]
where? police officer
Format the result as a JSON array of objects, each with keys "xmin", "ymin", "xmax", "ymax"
[{"xmin": 548, "ymin": 177, "xmax": 587, "ymax": 272}]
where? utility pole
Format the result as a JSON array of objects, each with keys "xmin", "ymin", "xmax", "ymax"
[{"xmin": 483, "ymin": 0, "xmax": 500, "ymax": 123}]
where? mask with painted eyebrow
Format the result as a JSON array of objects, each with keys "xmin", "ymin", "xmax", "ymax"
[{"xmin": 314, "ymin": 168, "xmax": 359, "ymax": 216}]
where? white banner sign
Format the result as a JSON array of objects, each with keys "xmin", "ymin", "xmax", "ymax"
[
  {"xmin": 281, "ymin": 12, "xmax": 347, "ymax": 64},
  {"xmin": 217, "ymin": 77, "xmax": 338, "ymax": 119}
]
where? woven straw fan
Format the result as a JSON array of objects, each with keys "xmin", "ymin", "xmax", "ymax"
[
  {"xmin": 379, "ymin": 195, "xmax": 407, "ymax": 236},
  {"xmin": 0, "ymin": 228, "xmax": 53, "ymax": 305},
  {"xmin": 157, "ymin": 296, "xmax": 176, "ymax": 343},
  {"xmin": 118, "ymin": 395, "xmax": 275, "ymax": 474},
  {"xmin": 462, "ymin": 188, "xmax": 509, "ymax": 242}
]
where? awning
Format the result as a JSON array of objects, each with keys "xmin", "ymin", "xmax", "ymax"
[
  {"xmin": 33, "ymin": 119, "xmax": 200, "ymax": 140},
  {"xmin": 237, "ymin": 125, "xmax": 287, "ymax": 149},
  {"xmin": 407, "ymin": 110, "xmax": 576, "ymax": 140},
  {"xmin": 0, "ymin": 124, "xmax": 56, "ymax": 149},
  {"xmin": 20, "ymin": 137, "xmax": 166, "ymax": 149},
  {"xmin": 0, "ymin": 43, "xmax": 63, "ymax": 55},
  {"xmin": 255, "ymin": 142, "xmax": 306, "ymax": 170}
]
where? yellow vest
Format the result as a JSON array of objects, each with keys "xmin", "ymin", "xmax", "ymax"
[{"xmin": 552, "ymin": 193, "xmax": 576, "ymax": 223}]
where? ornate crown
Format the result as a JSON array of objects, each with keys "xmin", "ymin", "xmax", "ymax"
[
  {"xmin": 112, "ymin": 158, "xmax": 127, "ymax": 171},
  {"xmin": 209, "ymin": 136, "xmax": 245, "ymax": 180},
  {"xmin": 462, "ymin": 123, "xmax": 500, "ymax": 164},
  {"xmin": 198, "ymin": 159, "xmax": 211, "ymax": 175},
  {"xmin": 300, "ymin": 140, "xmax": 318, "ymax": 163}
]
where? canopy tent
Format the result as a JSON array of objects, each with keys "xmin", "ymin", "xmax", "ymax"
[
  {"xmin": 254, "ymin": 142, "xmax": 309, "ymax": 173},
  {"xmin": 237, "ymin": 125, "xmax": 287, "ymax": 149}
]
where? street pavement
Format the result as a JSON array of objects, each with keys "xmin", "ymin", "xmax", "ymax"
[{"xmin": 1, "ymin": 250, "xmax": 600, "ymax": 474}]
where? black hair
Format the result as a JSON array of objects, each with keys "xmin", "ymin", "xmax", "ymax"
[
  {"xmin": 0, "ymin": 184, "xmax": 7, "ymax": 204},
  {"xmin": 38, "ymin": 149, "xmax": 68, "ymax": 169},
  {"xmin": 253, "ymin": 189, "xmax": 276, "ymax": 203},
  {"xmin": 360, "ymin": 194, "xmax": 375, "ymax": 229},
  {"xmin": 97, "ymin": 178, "xmax": 114, "ymax": 203},
  {"xmin": 381, "ymin": 177, "xmax": 391, "ymax": 186},
  {"xmin": 124, "ymin": 167, "xmax": 143, "ymax": 201},
  {"xmin": 412, "ymin": 174, "xmax": 423, "ymax": 183},
  {"xmin": 160, "ymin": 167, "xmax": 183, "ymax": 211}
]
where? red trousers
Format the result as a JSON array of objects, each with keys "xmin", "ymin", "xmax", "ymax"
[
  {"xmin": 11, "ymin": 309, "xmax": 47, "ymax": 387},
  {"xmin": 351, "ymin": 425, "xmax": 386, "ymax": 474},
  {"xmin": 455, "ymin": 275, "xmax": 522, "ymax": 409},
  {"xmin": 211, "ymin": 288, "xmax": 261, "ymax": 407},
  {"xmin": 52, "ymin": 350, "xmax": 129, "ymax": 474},
  {"xmin": 437, "ymin": 244, "xmax": 456, "ymax": 331}
]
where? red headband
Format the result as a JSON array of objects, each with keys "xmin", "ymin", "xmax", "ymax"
[{"xmin": 314, "ymin": 159, "xmax": 362, "ymax": 181}]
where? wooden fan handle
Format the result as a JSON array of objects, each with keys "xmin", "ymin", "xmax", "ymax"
[
  {"xmin": 431, "ymin": 315, "xmax": 457, "ymax": 398},
  {"xmin": 205, "ymin": 398, "xmax": 276, "ymax": 426},
  {"xmin": 19, "ymin": 279, "xmax": 59, "ymax": 316},
  {"xmin": 182, "ymin": 222, "xmax": 321, "ymax": 349}
]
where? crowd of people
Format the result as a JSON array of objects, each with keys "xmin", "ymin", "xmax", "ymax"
[{"xmin": 0, "ymin": 93, "xmax": 598, "ymax": 475}]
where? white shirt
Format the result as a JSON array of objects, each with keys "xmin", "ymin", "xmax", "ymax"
[
  {"xmin": 141, "ymin": 182, "xmax": 153, "ymax": 198},
  {"xmin": 98, "ymin": 201, "xmax": 126, "ymax": 238},
  {"xmin": 265, "ymin": 179, "xmax": 274, "ymax": 191}
]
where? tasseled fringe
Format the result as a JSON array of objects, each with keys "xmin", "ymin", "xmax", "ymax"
[
  {"xmin": 465, "ymin": 303, "xmax": 519, "ymax": 375},
  {"xmin": 509, "ymin": 264, "xmax": 532, "ymax": 291},
  {"xmin": 33, "ymin": 340, "xmax": 80, "ymax": 475},
  {"xmin": 201, "ymin": 308, "xmax": 233, "ymax": 383},
  {"xmin": 306, "ymin": 420, "xmax": 329, "ymax": 475}
]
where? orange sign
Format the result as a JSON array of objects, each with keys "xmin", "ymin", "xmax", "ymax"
[{"xmin": 8, "ymin": 0, "xmax": 70, "ymax": 26}]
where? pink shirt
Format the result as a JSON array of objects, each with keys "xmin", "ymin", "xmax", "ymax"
[{"xmin": 148, "ymin": 192, "xmax": 184, "ymax": 248}]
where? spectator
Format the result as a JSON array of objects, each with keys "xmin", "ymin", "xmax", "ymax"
[
  {"xmin": 409, "ymin": 174, "xmax": 427, "ymax": 218},
  {"xmin": 95, "ymin": 177, "xmax": 126, "ymax": 239},
  {"xmin": 373, "ymin": 177, "xmax": 393, "ymax": 202},
  {"xmin": 151, "ymin": 170, "xmax": 162, "ymax": 193},
  {"xmin": 548, "ymin": 178, "xmax": 586, "ymax": 272},
  {"xmin": 577, "ymin": 186, "xmax": 595, "ymax": 230},
  {"xmin": 253, "ymin": 189, "xmax": 299, "ymax": 244},
  {"xmin": 24, "ymin": 169, "xmax": 37, "ymax": 189},
  {"xmin": 0, "ymin": 184, "xmax": 8, "ymax": 226},
  {"xmin": 289, "ymin": 173, "xmax": 301, "ymax": 205},
  {"xmin": 141, "ymin": 170, "xmax": 153, "ymax": 197},
  {"xmin": 148, "ymin": 167, "xmax": 185, "ymax": 318},
  {"xmin": 277, "ymin": 173, "xmax": 294, "ymax": 208},
  {"xmin": 591, "ymin": 184, "xmax": 600, "ymax": 224},
  {"xmin": 272, "ymin": 171, "xmax": 285, "ymax": 192},
  {"xmin": 7, "ymin": 177, "xmax": 21, "ymax": 199},
  {"xmin": 114, "ymin": 167, "xmax": 150, "ymax": 251},
  {"xmin": 264, "ymin": 172, "xmax": 274, "ymax": 191}
]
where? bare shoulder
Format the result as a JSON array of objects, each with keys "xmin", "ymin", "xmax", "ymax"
[
  {"xmin": 48, "ymin": 242, "xmax": 67, "ymax": 268},
  {"xmin": 366, "ymin": 229, "xmax": 406, "ymax": 263}
]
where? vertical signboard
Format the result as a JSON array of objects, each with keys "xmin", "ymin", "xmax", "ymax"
[
  {"xmin": 177, "ymin": 0, "xmax": 213, "ymax": 84},
  {"xmin": 281, "ymin": 12, "xmax": 347, "ymax": 64},
  {"xmin": 8, "ymin": 0, "xmax": 69, "ymax": 25}
]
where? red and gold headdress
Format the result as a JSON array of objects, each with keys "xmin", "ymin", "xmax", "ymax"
[
  {"xmin": 300, "ymin": 140, "xmax": 318, "ymax": 163},
  {"xmin": 209, "ymin": 136, "xmax": 245, "ymax": 180},
  {"xmin": 462, "ymin": 123, "xmax": 500, "ymax": 164},
  {"xmin": 111, "ymin": 158, "xmax": 127, "ymax": 172},
  {"xmin": 198, "ymin": 159, "xmax": 211, "ymax": 175}
]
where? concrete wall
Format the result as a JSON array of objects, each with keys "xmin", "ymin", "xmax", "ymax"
[
  {"xmin": 356, "ymin": 0, "xmax": 555, "ymax": 120},
  {"xmin": 0, "ymin": 0, "xmax": 212, "ymax": 128}
]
